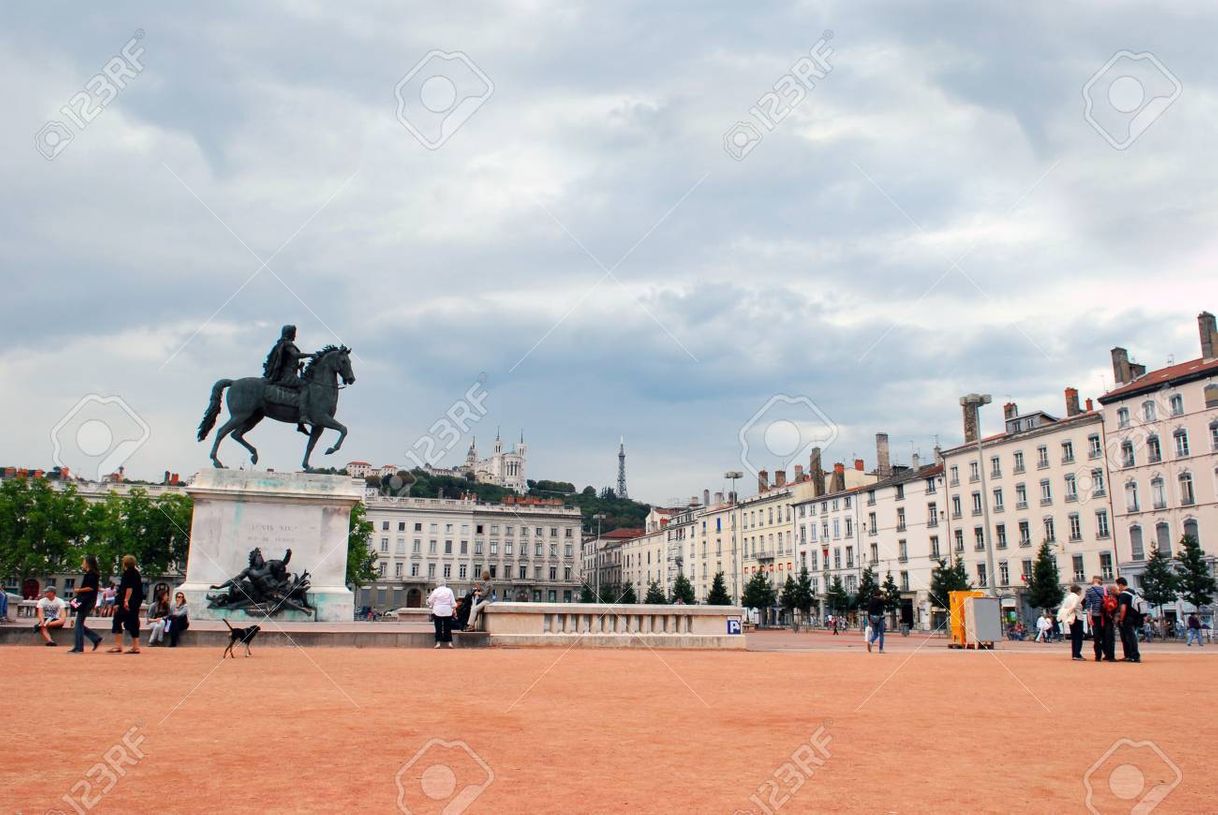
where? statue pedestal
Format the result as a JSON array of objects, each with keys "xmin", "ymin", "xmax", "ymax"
[{"xmin": 176, "ymin": 470, "xmax": 365, "ymax": 622}]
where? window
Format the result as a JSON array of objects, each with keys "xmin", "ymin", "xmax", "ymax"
[
  {"xmin": 410, "ymin": 563, "xmax": 419, "ymax": 577},
  {"xmin": 379, "ymin": 538, "xmax": 389, "ymax": 553},
  {"xmin": 992, "ymin": 488, "xmax": 1004, "ymax": 511},
  {"xmin": 1013, "ymin": 451, "xmax": 1025, "ymax": 473},
  {"xmin": 846, "ymin": 546, "xmax": 854, "ymax": 568},
  {"xmin": 1147, "ymin": 435, "xmax": 1162, "ymax": 463},
  {"xmin": 1044, "ymin": 516, "xmax": 1056, "ymax": 543},
  {"xmin": 900, "ymin": 571, "xmax": 910, "ymax": 592},
  {"xmin": 951, "ymin": 497, "xmax": 962, "ymax": 518},
  {"xmin": 990, "ymin": 456, "xmax": 1001, "ymax": 477},
  {"xmin": 1156, "ymin": 522, "xmax": 1172, "ymax": 555},
  {"xmin": 1015, "ymin": 484, "xmax": 1028, "ymax": 509},
  {"xmin": 974, "ymin": 527, "xmax": 985, "ymax": 551},
  {"xmin": 1068, "ymin": 513, "xmax": 1082, "ymax": 542},
  {"xmin": 928, "ymin": 504, "xmax": 939, "ymax": 527},
  {"xmin": 1179, "ymin": 472, "xmax": 1195, "ymax": 505},
  {"xmin": 870, "ymin": 542, "xmax": 879, "ymax": 564},
  {"xmin": 999, "ymin": 560, "xmax": 1010, "ymax": 586},
  {"xmin": 926, "ymin": 477, "xmax": 937, "ymax": 495},
  {"xmin": 427, "ymin": 563, "xmax": 436, "ymax": 578},
  {"xmin": 1037, "ymin": 446, "xmax": 1049, "ymax": 468},
  {"xmin": 950, "ymin": 466, "xmax": 959, "ymax": 485},
  {"xmin": 1040, "ymin": 479, "xmax": 1052, "ymax": 505},
  {"xmin": 833, "ymin": 549, "xmax": 841, "ymax": 569},
  {"xmin": 1021, "ymin": 560, "xmax": 1033, "ymax": 582},
  {"xmin": 1130, "ymin": 526, "xmax": 1144, "ymax": 560},
  {"xmin": 954, "ymin": 530, "xmax": 965, "ymax": 552},
  {"xmin": 977, "ymin": 563, "xmax": 988, "ymax": 587},
  {"xmin": 930, "ymin": 535, "xmax": 941, "ymax": 559},
  {"xmin": 1065, "ymin": 474, "xmax": 1078, "ymax": 502},
  {"xmin": 443, "ymin": 564, "xmax": 451, "ymax": 579},
  {"xmin": 1061, "ymin": 441, "xmax": 1074, "ymax": 464},
  {"xmin": 1072, "ymin": 555, "xmax": 1085, "ymax": 582},
  {"xmin": 1211, "ymin": 420, "xmax": 1218, "ymax": 450},
  {"xmin": 1183, "ymin": 518, "xmax": 1200, "ymax": 545},
  {"xmin": 444, "ymin": 540, "xmax": 453, "ymax": 555},
  {"xmin": 429, "ymin": 540, "xmax": 438, "ymax": 554},
  {"xmin": 459, "ymin": 564, "xmax": 468, "ymax": 579},
  {"xmin": 1118, "ymin": 407, "xmax": 1130, "ymax": 428},
  {"xmin": 381, "ymin": 521, "xmax": 389, "ymax": 531},
  {"xmin": 1088, "ymin": 434, "xmax": 1102, "ymax": 459},
  {"xmin": 1096, "ymin": 510, "xmax": 1110, "ymax": 539},
  {"xmin": 1151, "ymin": 477, "xmax": 1166, "ymax": 510},
  {"xmin": 969, "ymin": 462, "xmax": 980, "ymax": 482},
  {"xmin": 1018, "ymin": 521, "xmax": 1031, "ymax": 547},
  {"xmin": 1091, "ymin": 469, "xmax": 1106, "ymax": 497},
  {"xmin": 895, "ymin": 483, "xmax": 905, "ymax": 500},
  {"xmin": 394, "ymin": 562, "xmax": 403, "ymax": 578},
  {"xmin": 1121, "ymin": 441, "xmax": 1135, "ymax": 468},
  {"xmin": 1125, "ymin": 481, "xmax": 1139, "ymax": 512},
  {"xmin": 996, "ymin": 524, "xmax": 1008, "ymax": 549},
  {"xmin": 1142, "ymin": 400, "xmax": 1156, "ymax": 422},
  {"xmin": 1100, "ymin": 552, "xmax": 1114, "ymax": 581},
  {"xmin": 896, "ymin": 509, "xmax": 906, "ymax": 532},
  {"xmin": 971, "ymin": 492, "xmax": 982, "ymax": 516},
  {"xmin": 1174, "ymin": 429, "xmax": 1190, "ymax": 458},
  {"xmin": 898, "ymin": 540, "xmax": 908, "ymax": 562},
  {"xmin": 1170, "ymin": 394, "xmax": 1184, "ymax": 416},
  {"xmin": 377, "ymin": 562, "xmax": 386, "ymax": 576},
  {"xmin": 1207, "ymin": 384, "xmax": 1218, "ymax": 408}
]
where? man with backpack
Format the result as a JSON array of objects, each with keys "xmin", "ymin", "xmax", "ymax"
[
  {"xmin": 1083, "ymin": 576, "xmax": 1116, "ymax": 662},
  {"xmin": 1115, "ymin": 577, "xmax": 1143, "ymax": 663}
]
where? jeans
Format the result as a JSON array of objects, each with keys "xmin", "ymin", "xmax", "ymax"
[
  {"xmin": 1119, "ymin": 621, "xmax": 1141, "ymax": 661},
  {"xmin": 1069, "ymin": 619, "xmax": 1084, "ymax": 658},
  {"xmin": 868, "ymin": 615, "xmax": 885, "ymax": 651},
  {"xmin": 0, "ymin": 591, "xmax": 8, "ymax": 619},
  {"xmin": 1187, "ymin": 628, "xmax": 1203, "ymax": 646},
  {"xmin": 73, "ymin": 600, "xmax": 101, "ymax": 651},
  {"xmin": 433, "ymin": 614, "xmax": 453, "ymax": 643},
  {"xmin": 1091, "ymin": 615, "xmax": 1115, "ymax": 660}
]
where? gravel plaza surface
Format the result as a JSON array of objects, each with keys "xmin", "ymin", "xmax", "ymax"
[{"xmin": 4, "ymin": 628, "xmax": 1213, "ymax": 814}]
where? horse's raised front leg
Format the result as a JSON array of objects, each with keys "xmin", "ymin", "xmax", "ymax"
[{"xmin": 313, "ymin": 415, "xmax": 348, "ymax": 456}]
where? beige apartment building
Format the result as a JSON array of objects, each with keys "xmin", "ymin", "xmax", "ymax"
[
  {"xmin": 1099, "ymin": 313, "xmax": 1218, "ymax": 617},
  {"xmin": 941, "ymin": 388, "xmax": 1118, "ymax": 620}
]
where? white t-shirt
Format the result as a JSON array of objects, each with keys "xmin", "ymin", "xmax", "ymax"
[
  {"xmin": 427, "ymin": 586, "xmax": 456, "ymax": 617},
  {"xmin": 38, "ymin": 596, "xmax": 66, "ymax": 622},
  {"xmin": 1036, "ymin": 617, "xmax": 1051, "ymax": 632}
]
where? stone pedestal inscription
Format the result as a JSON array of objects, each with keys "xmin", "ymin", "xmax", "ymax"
[{"xmin": 177, "ymin": 469, "xmax": 364, "ymax": 622}]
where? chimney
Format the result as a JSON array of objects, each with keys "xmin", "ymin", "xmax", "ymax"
[
  {"xmin": 1003, "ymin": 402, "xmax": 1018, "ymax": 420},
  {"xmin": 774, "ymin": 470, "xmax": 787, "ymax": 488},
  {"xmin": 703, "ymin": 489, "xmax": 710, "ymax": 506},
  {"xmin": 911, "ymin": 452, "xmax": 921, "ymax": 470},
  {"xmin": 830, "ymin": 463, "xmax": 846, "ymax": 492},
  {"xmin": 1064, "ymin": 387, "xmax": 1081, "ymax": 417},
  {"xmin": 854, "ymin": 458, "xmax": 865, "ymax": 472},
  {"xmin": 961, "ymin": 399, "xmax": 980, "ymax": 444},
  {"xmin": 875, "ymin": 433, "xmax": 891, "ymax": 478},
  {"xmin": 1085, "ymin": 397, "xmax": 1094, "ymax": 412},
  {"xmin": 809, "ymin": 448, "xmax": 826, "ymax": 497},
  {"xmin": 1111, "ymin": 347, "xmax": 1132, "ymax": 385},
  {"xmin": 794, "ymin": 464, "xmax": 805, "ymax": 482},
  {"xmin": 1201, "ymin": 312, "xmax": 1218, "ymax": 359},
  {"xmin": 713, "ymin": 491, "xmax": 724, "ymax": 505},
  {"xmin": 758, "ymin": 469, "xmax": 769, "ymax": 493},
  {"xmin": 1130, "ymin": 362, "xmax": 1146, "ymax": 379}
]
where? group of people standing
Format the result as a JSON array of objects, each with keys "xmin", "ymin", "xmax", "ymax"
[
  {"xmin": 1056, "ymin": 575, "xmax": 1144, "ymax": 663},
  {"xmin": 425, "ymin": 571, "xmax": 495, "ymax": 647},
  {"xmin": 30, "ymin": 555, "xmax": 189, "ymax": 653}
]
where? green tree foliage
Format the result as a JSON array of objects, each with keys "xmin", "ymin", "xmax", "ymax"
[
  {"xmin": 346, "ymin": 502, "xmax": 377, "ymax": 586},
  {"xmin": 857, "ymin": 566, "xmax": 878, "ymax": 606},
  {"xmin": 644, "ymin": 579, "xmax": 667, "ymax": 604},
  {"xmin": 617, "ymin": 581, "xmax": 638, "ymax": 604},
  {"xmin": 826, "ymin": 575, "xmax": 848, "ymax": 613},
  {"xmin": 407, "ymin": 469, "xmax": 511, "ymax": 503},
  {"xmin": 1026, "ymin": 541, "xmax": 1065, "ymax": 611},
  {"xmin": 579, "ymin": 584, "xmax": 597, "ymax": 603},
  {"xmin": 1138, "ymin": 546, "xmax": 1178, "ymax": 613},
  {"xmin": 793, "ymin": 567, "xmax": 814, "ymax": 622},
  {"xmin": 558, "ymin": 486, "xmax": 649, "ymax": 534},
  {"xmin": 671, "ymin": 573, "xmax": 696, "ymax": 604},
  {"xmin": 881, "ymin": 571, "xmax": 901, "ymax": 613},
  {"xmin": 706, "ymin": 571, "xmax": 732, "ymax": 605},
  {"xmin": 528, "ymin": 479, "xmax": 576, "ymax": 495},
  {"xmin": 1175, "ymin": 535, "xmax": 1216, "ymax": 611},
  {"xmin": 929, "ymin": 557, "xmax": 972, "ymax": 608},
  {"xmin": 0, "ymin": 477, "xmax": 87, "ymax": 580},
  {"xmin": 742, "ymin": 570, "xmax": 776, "ymax": 612}
]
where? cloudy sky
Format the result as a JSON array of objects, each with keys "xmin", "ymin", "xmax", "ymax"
[{"xmin": 4, "ymin": 2, "xmax": 1216, "ymax": 503}]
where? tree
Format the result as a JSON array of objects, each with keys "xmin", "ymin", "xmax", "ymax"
[
  {"xmin": 779, "ymin": 575, "xmax": 798, "ymax": 623},
  {"xmin": 929, "ymin": 557, "xmax": 972, "ymax": 609},
  {"xmin": 671, "ymin": 573, "xmax": 696, "ymax": 605},
  {"xmin": 618, "ymin": 581, "xmax": 638, "ymax": 604},
  {"xmin": 1026, "ymin": 541, "xmax": 1065, "ymax": 611},
  {"xmin": 1138, "ymin": 546, "xmax": 1178, "ymax": 614},
  {"xmin": 857, "ymin": 566, "xmax": 879, "ymax": 607},
  {"xmin": 793, "ymin": 567, "xmax": 815, "ymax": 624},
  {"xmin": 0, "ymin": 477, "xmax": 86, "ymax": 580},
  {"xmin": 706, "ymin": 571, "xmax": 732, "ymax": 605},
  {"xmin": 826, "ymin": 575, "xmax": 848, "ymax": 613},
  {"xmin": 881, "ymin": 571, "xmax": 901, "ymax": 614},
  {"xmin": 1175, "ymin": 535, "xmax": 1216, "ymax": 611},
  {"xmin": 741, "ymin": 570, "xmax": 776, "ymax": 615},
  {"xmin": 644, "ymin": 580, "xmax": 667, "ymax": 604},
  {"xmin": 346, "ymin": 502, "xmax": 377, "ymax": 586},
  {"xmin": 579, "ymin": 584, "xmax": 597, "ymax": 603}
]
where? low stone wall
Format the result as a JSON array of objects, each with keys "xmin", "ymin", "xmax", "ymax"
[{"xmin": 483, "ymin": 602, "xmax": 746, "ymax": 649}]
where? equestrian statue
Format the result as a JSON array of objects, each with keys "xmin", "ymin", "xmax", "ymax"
[{"xmin": 197, "ymin": 324, "xmax": 356, "ymax": 470}]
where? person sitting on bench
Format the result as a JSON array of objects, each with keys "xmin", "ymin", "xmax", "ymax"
[{"xmin": 34, "ymin": 587, "xmax": 67, "ymax": 646}]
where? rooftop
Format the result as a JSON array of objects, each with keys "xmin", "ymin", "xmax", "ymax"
[{"xmin": 1098, "ymin": 355, "xmax": 1218, "ymax": 403}]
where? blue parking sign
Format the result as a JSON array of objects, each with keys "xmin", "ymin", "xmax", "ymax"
[{"xmin": 727, "ymin": 619, "xmax": 742, "ymax": 635}]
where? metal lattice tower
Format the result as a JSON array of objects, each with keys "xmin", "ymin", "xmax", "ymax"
[{"xmin": 617, "ymin": 436, "xmax": 629, "ymax": 499}]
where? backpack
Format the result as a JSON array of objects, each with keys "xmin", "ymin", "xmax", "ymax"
[
  {"xmin": 1102, "ymin": 593, "xmax": 1118, "ymax": 617},
  {"xmin": 1127, "ymin": 591, "xmax": 1147, "ymax": 624}
]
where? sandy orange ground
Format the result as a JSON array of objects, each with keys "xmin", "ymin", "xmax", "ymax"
[{"xmin": 4, "ymin": 631, "xmax": 1214, "ymax": 814}]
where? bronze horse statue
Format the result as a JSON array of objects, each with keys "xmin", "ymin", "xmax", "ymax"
[{"xmin": 197, "ymin": 345, "xmax": 355, "ymax": 470}]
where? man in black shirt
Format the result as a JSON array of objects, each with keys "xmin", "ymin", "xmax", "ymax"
[
  {"xmin": 866, "ymin": 590, "xmax": 886, "ymax": 653},
  {"xmin": 109, "ymin": 555, "xmax": 144, "ymax": 654},
  {"xmin": 1116, "ymin": 577, "xmax": 1142, "ymax": 663}
]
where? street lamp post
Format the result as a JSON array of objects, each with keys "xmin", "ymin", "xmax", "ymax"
[
  {"xmin": 592, "ymin": 512, "xmax": 607, "ymax": 600},
  {"xmin": 724, "ymin": 471, "xmax": 743, "ymax": 601},
  {"xmin": 961, "ymin": 393, "xmax": 998, "ymax": 598}
]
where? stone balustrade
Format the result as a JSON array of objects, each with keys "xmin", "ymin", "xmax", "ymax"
[{"xmin": 482, "ymin": 602, "xmax": 746, "ymax": 649}]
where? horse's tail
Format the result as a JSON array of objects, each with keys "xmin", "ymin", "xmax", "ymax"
[{"xmin": 197, "ymin": 379, "xmax": 233, "ymax": 441}]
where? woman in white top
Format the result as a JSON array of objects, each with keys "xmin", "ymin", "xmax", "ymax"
[
  {"xmin": 1035, "ymin": 612, "xmax": 1052, "ymax": 642},
  {"xmin": 1057, "ymin": 584, "xmax": 1085, "ymax": 661},
  {"xmin": 427, "ymin": 579, "xmax": 457, "ymax": 649}
]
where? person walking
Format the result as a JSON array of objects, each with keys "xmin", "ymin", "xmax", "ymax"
[
  {"xmin": 1057, "ymin": 585, "xmax": 1085, "ymax": 661},
  {"xmin": 67, "ymin": 554, "xmax": 104, "ymax": 653},
  {"xmin": 865, "ymin": 589, "xmax": 885, "ymax": 653},
  {"xmin": 427, "ymin": 579, "xmax": 456, "ymax": 648},
  {"xmin": 108, "ymin": 555, "xmax": 143, "ymax": 654},
  {"xmin": 1186, "ymin": 612, "xmax": 1204, "ymax": 647},
  {"xmin": 1115, "ymin": 577, "xmax": 1142, "ymax": 663},
  {"xmin": 1035, "ymin": 612, "xmax": 1052, "ymax": 643}
]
